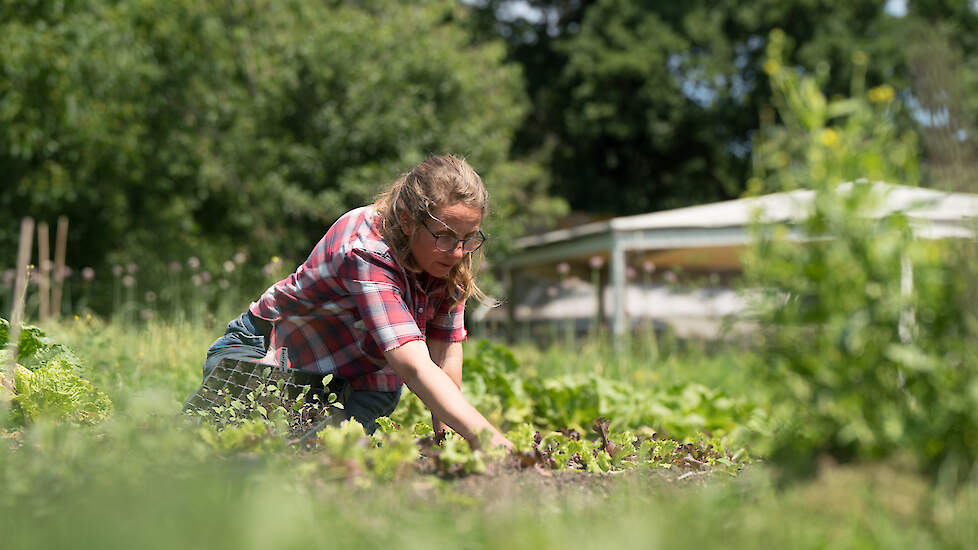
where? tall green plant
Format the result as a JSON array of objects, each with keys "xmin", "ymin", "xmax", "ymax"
[{"xmin": 744, "ymin": 30, "xmax": 978, "ymax": 486}]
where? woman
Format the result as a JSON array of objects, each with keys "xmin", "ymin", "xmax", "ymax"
[{"xmin": 203, "ymin": 155, "xmax": 511, "ymax": 449}]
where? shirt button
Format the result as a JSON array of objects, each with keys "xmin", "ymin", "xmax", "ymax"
[{"xmin": 416, "ymin": 307, "xmax": 424, "ymax": 314}]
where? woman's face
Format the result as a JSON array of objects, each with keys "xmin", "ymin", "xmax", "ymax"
[{"xmin": 407, "ymin": 203, "xmax": 482, "ymax": 278}]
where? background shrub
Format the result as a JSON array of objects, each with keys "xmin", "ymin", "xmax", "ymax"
[{"xmin": 744, "ymin": 31, "xmax": 978, "ymax": 486}]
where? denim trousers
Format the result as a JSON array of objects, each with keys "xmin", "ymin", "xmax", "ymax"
[{"xmin": 203, "ymin": 312, "xmax": 403, "ymax": 433}]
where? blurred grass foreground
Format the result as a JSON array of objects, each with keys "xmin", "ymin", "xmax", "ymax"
[{"xmin": 0, "ymin": 316, "xmax": 976, "ymax": 550}]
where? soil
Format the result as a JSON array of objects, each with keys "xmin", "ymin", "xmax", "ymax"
[{"xmin": 442, "ymin": 461, "xmax": 720, "ymax": 506}]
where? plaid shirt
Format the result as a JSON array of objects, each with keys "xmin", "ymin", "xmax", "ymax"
[{"xmin": 248, "ymin": 205, "xmax": 467, "ymax": 391}]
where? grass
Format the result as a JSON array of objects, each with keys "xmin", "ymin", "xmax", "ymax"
[{"xmin": 3, "ymin": 317, "xmax": 976, "ymax": 549}]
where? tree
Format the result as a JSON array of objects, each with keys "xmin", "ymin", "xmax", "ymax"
[
  {"xmin": 0, "ymin": 0, "xmax": 563, "ymax": 313},
  {"xmin": 468, "ymin": 0, "xmax": 916, "ymax": 216}
]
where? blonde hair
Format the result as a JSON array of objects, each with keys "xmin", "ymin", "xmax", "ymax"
[{"xmin": 374, "ymin": 154, "xmax": 490, "ymax": 306}]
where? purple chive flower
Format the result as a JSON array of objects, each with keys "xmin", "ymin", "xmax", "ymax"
[
  {"xmin": 642, "ymin": 260, "xmax": 656, "ymax": 273},
  {"xmin": 61, "ymin": 266, "xmax": 73, "ymax": 278},
  {"xmin": 557, "ymin": 262, "xmax": 571, "ymax": 276},
  {"xmin": 112, "ymin": 265, "xmax": 124, "ymax": 277},
  {"xmin": 126, "ymin": 262, "xmax": 138, "ymax": 274},
  {"xmin": 588, "ymin": 256, "xmax": 604, "ymax": 270},
  {"xmin": 263, "ymin": 263, "xmax": 275, "ymax": 276},
  {"xmin": 218, "ymin": 279, "xmax": 230, "ymax": 289},
  {"xmin": 200, "ymin": 271, "xmax": 212, "ymax": 284},
  {"xmin": 223, "ymin": 260, "xmax": 235, "ymax": 273},
  {"xmin": 664, "ymin": 271, "xmax": 677, "ymax": 284},
  {"xmin": 140, "ymin": 309, "xmax": 154, "ymax": 321},
  {"xmin": 233, "ymin": 251, "xmax": 247, "ymax": 264},
  {"xmin": 144, "ymin": 291, "xmax": 157, "ymax": 303},
  {"xmin": 192, "ymin": 275, "xmax": 203, "ymax": 287},
  {"xmin": 547, "ymin": 286, "xmax": 559, "ymax": 298},
  {"xmin": 82, "ymin": 267, "xmax": 95, "ymax": 281},
  {"xmin": 168, "ymin": 261, "xmax": 182, "ymax": 273},
  {"xmin": 122, "ymin": 275, "xmax": 136, "ymax": 288},
  {"xmin": 626, "ymin": 266, "xmax": 637, "ymax": 280},
  {"xmin": 187, "ymin": 257, "xmax": 201, "ymax": 270}
]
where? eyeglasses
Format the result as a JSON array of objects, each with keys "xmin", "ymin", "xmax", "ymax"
[{"xmin": 421, "ymin": 213, "xmax": 486, "ymax": 253}]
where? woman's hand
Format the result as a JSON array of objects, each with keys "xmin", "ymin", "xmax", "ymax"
[
  {"xmin": 385, "ymin": 340, "xmax": 509, "ymax": 450},
  {"xmin": 489, "ymin": 432, "xmax": 514, "ymax": 451}
]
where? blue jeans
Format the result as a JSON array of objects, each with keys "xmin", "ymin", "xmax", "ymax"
[{"xmin": 203, "ymin": 312, "xmax": 403, "ymax": 434}]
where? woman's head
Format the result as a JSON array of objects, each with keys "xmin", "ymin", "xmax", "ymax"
[{"xmin": 374, "ymin": 154, "xmax": 490, "ymax": 304}]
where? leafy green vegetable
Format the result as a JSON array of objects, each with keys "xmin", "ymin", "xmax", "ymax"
[
  {"xmin": 0, "ymin": 318, "xmax": 56, "ymax": 364},
  {"xmin": 393, "ymin": 339, "xmax": 758, "ymax": 444},
  {"xmin": 2, "ymin": 318, "xmax": 113, "ymax": 426}
]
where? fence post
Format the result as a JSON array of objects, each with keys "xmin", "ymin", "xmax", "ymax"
[{"xmin": 4, "ymin": 218, "xmax": 35, "ymax": 405}]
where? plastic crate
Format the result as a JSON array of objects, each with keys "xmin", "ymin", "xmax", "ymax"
[{"xmin": 183, "ymin": 358, "xmax": 348, "ymax": 439}]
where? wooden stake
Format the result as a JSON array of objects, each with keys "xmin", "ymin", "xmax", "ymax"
[
  {"xmin": 5, "ymin": 217, "xmax": 35, "ymax": 394},
  {"xmin": 37, "ymin": 221, "xmax": 51, "ymax": 323},
  {"xmin": 52, "ymin": 216, "xmax": 69, "ymax": 321}
]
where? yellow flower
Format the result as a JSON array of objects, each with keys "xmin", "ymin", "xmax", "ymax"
[
  {"xmin": 763, "ymin": 59, "xmax": 780, "ymax": 75},
  {"xmin": 820, "ymin": 128, "xmax": 839, "ymax": 147},
  {"xmin": 868, "ymin": 84, "xmax": 895, "ymax": 103}
]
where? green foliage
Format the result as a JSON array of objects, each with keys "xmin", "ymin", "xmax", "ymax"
[
  {"xmin": 6, "ymin": 318, "xmax": 978, "ymax": 549},
  {"xmin": 195, "ymin": 416, "xmax": 288, "ymax": 455},
  {"xmin": 749, "ymin": 29, "xmax": 918, "ymax": 194},
  {"xmin": 189, "ymin": 368, "xmax": 345, "ymax": 449},
  {"xmin": 744, "ymin": 31, "xmax": 978, "ymax": 485},
  {"xmin": 11, "ymin": 359, "xmax": 112, "ymax": 426},
  {"xmin": 1, "ymin": 318, "xmax": 112, "ymax": 425},
  {"xmin": 0, "ymin": 0, "xmax": 563, "ymax": 314},
  {"xmin": 6, "ymin": 404, "xmax": 973, "ymax": 550},
  {"xmin": 0, "ymin": 318, "xmax": 52, "ymax": 363},
  {"xmin": 470, "ymin": 0, "xmax": 915, "ymax": 216},
  {"xmin": 393, "ymin": 339, "xmax": 759, "ymax": 443}
]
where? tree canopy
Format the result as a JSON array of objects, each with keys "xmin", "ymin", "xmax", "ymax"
[
  {"xmin": 467, "ymin": 0, "xmax": 978, "ymax": 215},
  {"xmin": 4, "ymin": 0, "xmax": 978, "ymax": 313},
  {"xmin": 1, "ymin": 0, "xmax": 564, "ymax": 305}
]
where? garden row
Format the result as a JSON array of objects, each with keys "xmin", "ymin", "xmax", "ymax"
[{"xmin": 1, "ymin": 319, "xmax": 752, "ymax": 487}]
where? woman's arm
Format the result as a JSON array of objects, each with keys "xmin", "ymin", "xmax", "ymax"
[
  {"xmin": 384, "ymin": 340, "xmax": 511, "ymax": 450},
  {"xmin": 426, "ymin": 340, "xmax": 463, "ymax": 435}
]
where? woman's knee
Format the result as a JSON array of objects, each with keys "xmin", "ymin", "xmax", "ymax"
[{"xmin": 201, "ymin": 316, "xmax": 268, "ymax": 378}]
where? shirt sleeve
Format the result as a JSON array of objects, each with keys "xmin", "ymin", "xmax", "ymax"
[
  {"xmin": 338, "ymin": 248, "xmax": 425, "ymax": 353},
  {"xmin": 427, "ymin": 292, "xmax": 467, "ymax": 342}
]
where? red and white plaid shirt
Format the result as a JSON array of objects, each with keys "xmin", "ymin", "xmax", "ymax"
[{"xmin": 249, "ymin": 205, "xmax": 467, "ymax": 391}]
